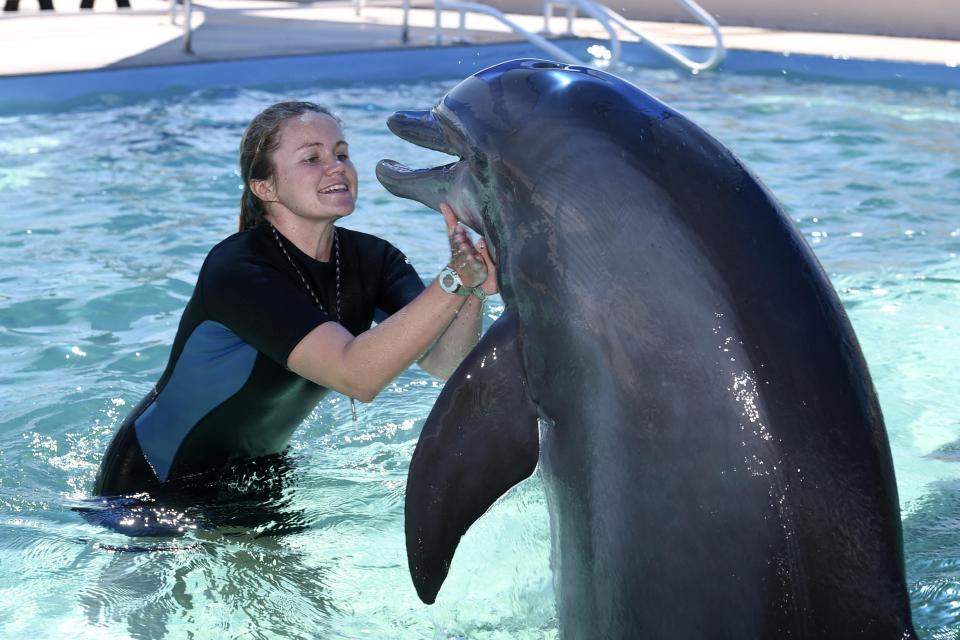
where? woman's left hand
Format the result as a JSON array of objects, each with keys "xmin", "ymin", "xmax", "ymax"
[
  {"xmin": 474, "ymin": 237, "xmax": 498, "ymax": 297},
  {"xmin": 441, "ymin": 202, "xmax": 498, "ymax": 296}
]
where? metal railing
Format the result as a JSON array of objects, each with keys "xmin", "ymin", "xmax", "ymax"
[
  {"xmin": 424, "ymin": 0, "xmax": 581, "ymax": 64},
  {"xmin": 544, "ymin": 0, "xmax": 725, "ymax": 72},
  {"xmin": 169, "ymin": 0, "xmax": 194, "ymax": 53},
  {"xmin": 397, "ymin": 0, "xmax": 724, "ymax": 72},
  {"xmin": 543, "ymin": 0, "xmax": 621, "ymax": 65},
  {"xmin": 174, "ymin": 0, "xmax": 724, "ymax": 70}
]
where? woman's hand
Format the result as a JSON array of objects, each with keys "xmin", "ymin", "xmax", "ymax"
[
  {"xmin": 475, "ymin": 237, "xmax": 498, "ymax": 297},
  {"xmin": 440, "ymin": 202, "xmax": 497, "ymax": 295},
  {"xmin": 414, "ymin": 202, "xmax": 497, "ymax": 380}
]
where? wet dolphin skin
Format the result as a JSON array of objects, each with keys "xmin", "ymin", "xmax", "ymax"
[{"xmin": 377, "ymin": 59, "xmax": 916, "ymax": 639}]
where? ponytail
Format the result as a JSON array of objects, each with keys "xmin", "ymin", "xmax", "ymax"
[{"xmin": 238, "ymin": 187, "xmax": 264, "ymax": 232}]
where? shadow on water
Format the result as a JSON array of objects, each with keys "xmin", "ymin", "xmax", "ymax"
[
  {"xmin": 903, "ymin": 440, "xmax": 960, "ymax": 640},
  {"xmin": 71, "ymin": 454, "xmax": 339, "ymax": 638}
]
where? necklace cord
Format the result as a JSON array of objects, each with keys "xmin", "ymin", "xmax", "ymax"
[{"xmin": 268, "ymin": 222, "xmax": 358, "ymax": 422}]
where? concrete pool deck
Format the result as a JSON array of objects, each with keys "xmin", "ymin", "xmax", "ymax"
[{"xmin": 1, "ymin": 0, "xmax": 959, "ymax": 78}]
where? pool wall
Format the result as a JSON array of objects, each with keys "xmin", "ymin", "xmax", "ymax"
[{"xmin": 1, "ymin": 39, "xmax": 958, "ymax": 116}]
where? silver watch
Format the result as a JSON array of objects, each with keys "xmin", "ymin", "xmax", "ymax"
[{"xmin": 438, "ymin": 266, "xmax": 472, "ymax": 296}]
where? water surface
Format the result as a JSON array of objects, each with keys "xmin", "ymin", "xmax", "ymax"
[{"xmin": 0, "ymin": 67, "xmax": 958, "ymax": 638}]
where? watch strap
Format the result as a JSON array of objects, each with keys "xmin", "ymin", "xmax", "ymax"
[{"xmin": 438, "ymin": 266, "xmax": 489, "ymax": 302}]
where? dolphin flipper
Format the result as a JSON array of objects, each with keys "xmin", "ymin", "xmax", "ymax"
[{"xmin": 405, "ymin": 309, "xmax": 539, "ymax": 603}]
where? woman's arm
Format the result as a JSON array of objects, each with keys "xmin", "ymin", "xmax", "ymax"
[
  {"xmin": 287, "ymin": 280, "xmax": 468, "ymax": 402},
  {"xmin": 418, "ymin": 204, "xmax": 498, "ymax": 379},
  {"xmin": 417, "ymin": 292, "xmax": 483, "ymax": 380},
  {"xmin": 287, "ymin": 203, "xmax": 496, "ymax": 400},
  {"xmin": 418, "ymin": 260, "xmax": 497, "ymax": 380}
]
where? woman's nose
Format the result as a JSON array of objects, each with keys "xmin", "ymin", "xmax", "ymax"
[{"xmin": 326, "ymin": 161, "xmax": 345, "ymax": 175}]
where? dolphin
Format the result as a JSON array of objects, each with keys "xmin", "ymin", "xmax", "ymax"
[{"xmin": 376, "ymin": 59, "xmax": 916, "ymax": 639}]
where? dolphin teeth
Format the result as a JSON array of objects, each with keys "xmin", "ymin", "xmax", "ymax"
[
  {"xmin": 376, "ymin": 159, "xmax": 459, "ymax": 179},
  {"xmin": 376, "ymin": 159, "xmax": 417, "ymax": 175}
]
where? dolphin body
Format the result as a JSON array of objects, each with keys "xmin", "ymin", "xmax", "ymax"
[{"xmin": 376, "ymin": 59, "xmax": 916, "ymax": 639}]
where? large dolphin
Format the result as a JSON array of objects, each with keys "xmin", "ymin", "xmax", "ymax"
[{"xmin": 376, "ymin": 59, "xmax": 916, "ymax": 639}]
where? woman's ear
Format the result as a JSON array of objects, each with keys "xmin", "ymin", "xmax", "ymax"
[{"xmin": 250, "ymin": 178, "xmax": 276, "ymax": 203}]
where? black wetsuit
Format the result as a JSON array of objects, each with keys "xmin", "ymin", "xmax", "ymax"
[{"xmin": 94, "ymin": 224, "xmax": 424, "ymax": 496}]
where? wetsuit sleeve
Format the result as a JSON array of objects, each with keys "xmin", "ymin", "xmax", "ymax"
[
  {"xmin": 201, "ymin": 255, "xmax": 330, "ymax": 367},
  {"xmin": 377, "ymin": 242, "xmax": 426, "ymax": 316}
]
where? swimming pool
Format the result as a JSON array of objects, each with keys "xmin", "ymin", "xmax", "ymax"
[{"xmin": 1, "ymin": 44, "xmax": 958, "ymax": 638}]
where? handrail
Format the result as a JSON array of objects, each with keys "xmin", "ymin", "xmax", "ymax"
[
  {"xmin": 161, "ymin": 0, "xmax": 721, "ymax": 71},
  {"xmin": 546, "ymin": 0, "xmax": 724, "ymax": 72},
  {"xmin": 431, "ymin": 0, "xmax": 581, "ymax": 65},
  {"xmin": 599, "ymin": 0, "xmax": 725, "ymax": 72},
  {"xmin": 561, "ymin": 0, "xmax": 620, "ymax": 66},
  {"xmin": 169, "ymin": 0, "xmax": 194, "ymax": 54},
  {"xmin": 401, "ymin": 0, "xmax": 411, "ymax": 42},
  {"xmin": 389, "ymin": 0, "xmax": 724, "ymax": 72}
]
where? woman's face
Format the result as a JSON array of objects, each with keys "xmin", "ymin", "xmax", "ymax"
[{"xmin": 264, "ymin": 112, "xmax": 359, "ymax": 223}]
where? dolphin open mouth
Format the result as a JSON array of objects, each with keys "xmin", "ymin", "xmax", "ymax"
[{"xmin": 376, "ymin": 109, "xmax": 483, "ymax": 234}]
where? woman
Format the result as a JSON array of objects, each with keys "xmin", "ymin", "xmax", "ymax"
[{"xmin": 93, "ymin": 101, "xmax": 495, "ymax": 496}]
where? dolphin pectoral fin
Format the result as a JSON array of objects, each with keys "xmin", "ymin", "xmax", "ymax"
[{"xmin": 405, "ymin": 309, "xmax": 539, "ymax": 604}]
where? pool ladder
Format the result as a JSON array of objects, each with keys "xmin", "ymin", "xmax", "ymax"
[
  {"xmin": 169, "ymin": 0, "xmax": 194, "ymax": 53},
  {"xmin": 396, "ymin": 0, "xmax": 725, "ymax": 72}
]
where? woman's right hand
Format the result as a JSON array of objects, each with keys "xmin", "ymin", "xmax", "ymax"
[{"xmin": 441, "ymin": 202, "xmax": 488, "ymax": 288}]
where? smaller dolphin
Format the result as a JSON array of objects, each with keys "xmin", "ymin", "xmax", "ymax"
[{"xmin": 377, "ymin": 59, "xmax": 917, "ymax": 639}]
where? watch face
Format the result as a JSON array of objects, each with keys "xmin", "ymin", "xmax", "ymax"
[{"xmin": 440, "ymin": 268, "xmax": 463, "ymax": 293}]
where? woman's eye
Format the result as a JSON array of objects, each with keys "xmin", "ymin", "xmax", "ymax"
[
  {"xmin": 304, "ymin": 156, "xmax": 318, "ymax": 163},
  {"xmin": 337, "ymin": 154, "xmax": 349, "ymax": 161}
]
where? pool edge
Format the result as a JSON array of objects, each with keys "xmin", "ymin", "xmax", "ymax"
[{"xmin": 0, "ymin": 38, "xmax": 957, "ymax": 115}]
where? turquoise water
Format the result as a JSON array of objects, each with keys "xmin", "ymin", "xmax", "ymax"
[{"xmin": 0, "ymin": 66, "xmax": 958, "ymax": 638}]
